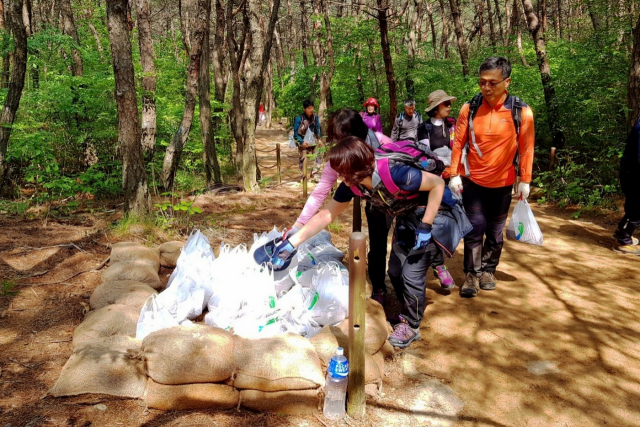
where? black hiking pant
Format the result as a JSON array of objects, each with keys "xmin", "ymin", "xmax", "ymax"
[
  {"xmin": 365, "ymin": 203, "xmax": 393, "ymax": 294},
  {"xmin": 615, "ymin": 172, "xmax": 640, "ymax": 245},
  {"xmin": 462, "ymin": 178, "xmax": 512, "ymax": 276}
]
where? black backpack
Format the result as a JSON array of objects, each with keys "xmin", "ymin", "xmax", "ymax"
[{"xmin": 462, "ymin": 93, "xmax": 523, "ymax": 176}]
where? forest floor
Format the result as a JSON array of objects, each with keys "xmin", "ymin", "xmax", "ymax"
[{"xmin": 1, "ymin": 126, "xmax": 640, "ymax": 427}]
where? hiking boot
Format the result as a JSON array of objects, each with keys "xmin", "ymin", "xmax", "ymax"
[
  {"xmin": 388, "ymin": 318, "xmax": 421, "ymax": 348},
  {"xmin": 479, "ymin": 271, "xmax": 497, "ymax": 290},
  {"xmin": 612, "ymin": 234, "xmax": 639, "ymax": 246},
  {"xmin": 371, "ymin": 290, "xmax": 385, "ymax": 306},
  {"xmin": 613, "ymin": 241, "xmax": 640, "ymax": 255},
  {"xmin": 433, "ymin": 265, "xmax": 455, "ymax": 290},
  {"xmin": 460, "ymin": 273, "xmax": 479, "ymax": 298}
]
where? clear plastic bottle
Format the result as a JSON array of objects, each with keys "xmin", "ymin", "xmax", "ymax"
[{"xmin": 323, "ymin": 347, "xmax": 349, "ymax": 420}]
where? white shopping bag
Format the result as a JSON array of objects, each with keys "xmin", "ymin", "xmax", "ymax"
[
  {"xmin": 506, "ymin": 200, "xmax": 543, "ymax": 246},
  {"xmin": 288, "ymin": 131, "xmax": 297, "ymax": 148},
  {"xmin": 136, "ymin": 294, "xmax": 180, "ymax": 340},
  {"xmin": 303, "ymin": 128, "xmax": 317, "ymax": 146}
]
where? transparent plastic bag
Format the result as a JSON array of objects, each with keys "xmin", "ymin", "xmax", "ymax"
[
  {"xmin": 506, "ymin": 200, "xmax": 543, "ymax": 246},
  {"xmin": 306, "ymin": 262, "xmax": 349, "ymax": 326},
  {"xmin": 136, "ymin": 294, "xmax": 180, "ymax": 340},
  {"xmin": 303, "ymin": 128, "xmax": 317, "ymax": 146},
  {"xmin": 156, "ymin": 276, "xmax": 206, "ymax": 322},
  {"xmin": 288, "ymin": 131, "xmax": 297, "ymax": 148}
]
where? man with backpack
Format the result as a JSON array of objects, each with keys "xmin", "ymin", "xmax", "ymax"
[
  {"xmin": 612, "ymin": 117, "xmax": 640, "ymax": 254},
  {"xmin": 391, "ymin": 99, "xmax": 422, "ymax": 142},
  {"xmin": 448, "ymin": 57, "xmax": 535, "ymax": 298},
  {"xmin": 293, "ymin": 100, "xmax": 322, "ymax": 172}
]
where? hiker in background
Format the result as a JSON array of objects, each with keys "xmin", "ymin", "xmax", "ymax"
[
  {"xmin": 293, "ymin": 100, "xmax": 322, "ymax": 173},
  {"xmin": 416, "ymin": 89, "xmax": 458, "ymax": 290},
  {"xmin": 361, "ymin": 98, "xmax": 383, "ymax": 133},
  {"xmin": 274, "ymin": 136, "xmax": 445, "ymax": 348},
  {"xmin": 612, "ymin": 117, "xmax": 640, "ymax": 254},
  {"xmin": 290, "ymin": 108, "xmax": 391, "ymax": 305},
  {"xmin": 391, "ymin": 99, "xmax": 422, "ymax": 142},
  {"xmin": 259, "ymin": 102, "xmax": 266, "ymax": 126},
  {"xmin": 448, "ymin": 56, "xmax": 535, "ymax": 298}
]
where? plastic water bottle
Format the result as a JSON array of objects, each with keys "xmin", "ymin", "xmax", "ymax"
[{"xmin": 323, "ymin": 347, "xmax": 349, "ymax": 420}]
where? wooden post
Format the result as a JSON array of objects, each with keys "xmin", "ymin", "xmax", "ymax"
[
  {"xmin": 276, "ymin": 143, "xmax": 281, "ymax": 184},
  {"xmin": 302, "ymin": 156, "xmax": 308, "ymax": 198},
  {"xmin": 353, "ymin": 196, "xmax": 362, "ymax": 232},
  {"xmin": 347, "ymin": 232, "xmax": 366, "ymax": 420},
  {"xmin": 549, "ymin": 146, "xmax": 556, "ymax": 171}
]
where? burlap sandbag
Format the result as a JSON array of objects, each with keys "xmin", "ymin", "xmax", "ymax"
[
  {"xmin": 50, "ymin": 345, "xmax": 146, "ymax": 398},
  {"xmin": 144, "ymin": 379, "xmax": 239, "ymax": 410},
  {"xmin": 74, "ymin": 335, "xmax": 142, "ymax": 353},
  {"xmin": 338, "ymin": 298, "xmax": 389, "ymax": 355},
  {"xmin": 73, "ymin": 304, "xmax": 139, "ymax": 348},
  {"xmin": 143, "ymin": 324, "xmax": 234, "ymax": 385},
  {"xmin": 239, "ymin": 389, "xmax": 321, "ymax": 415},
  {"xmin": 158, "ymin": 241, "xmax": 184, "ymax": 268},
  {"xmin": 89, "ymin": 281, "xmax": 157, "ymax": 310},
  {"xmin": 101, "ymin": 260, "xmax": 162, "ymax": 290},
  {"xmin": 110, "ymin": 242, "xmax": 160, "ymax": 270},
  {"xmin": 233, "ymin": 333, "xmax": 325, "ymax": 392}
]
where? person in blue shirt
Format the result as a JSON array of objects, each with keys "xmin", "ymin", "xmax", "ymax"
[
  {"xmin": 292, "ymin": 100, "xmax": 322, "ymax": 173},
  {"xmin": 613, "ymin": 117, "xmax": 640, "ymax": 254}
]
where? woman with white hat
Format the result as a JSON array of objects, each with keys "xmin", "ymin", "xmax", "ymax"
[{"xmin": 417, "ymin": 89, "xmax": 458, "ymax": 291}]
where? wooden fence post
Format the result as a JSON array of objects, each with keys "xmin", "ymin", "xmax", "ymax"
[
  {"xmin": 276, "ymin": 143, "xmax": 281, "ymax": 184},
  {"xmin": 302, "ymin": 156, "xmax": 308, "ymax": 198},
  {"xmin": 352, "ymin": 196, "xmax": 362, "ymax": 232},
  {"xmin": 347, "ymin": 231, "xmax": 366, "ymax": 420}
]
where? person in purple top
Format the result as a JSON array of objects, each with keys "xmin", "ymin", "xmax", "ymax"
[{"xmin": 361, "ymin": 98, "xmax": 383, "ymax": 133}]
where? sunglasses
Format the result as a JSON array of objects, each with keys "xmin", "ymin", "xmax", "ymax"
[{"xmin": 440, "ymin": 101, "xmax": 452, "ymax": 107}]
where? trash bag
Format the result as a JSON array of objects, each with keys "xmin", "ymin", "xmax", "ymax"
[
  {"xmin": 136, "ymin": 294, "xmax": 180, "ymax": 340},
  {"xmin": 167, "ymin": 229, "xmax": 216, "ymax": 302},
  {"xmin": 303, "ymin": 128, "xmax": 317, "ymax": 146},
  {"xmin": 155, "ymin": 276, "xmax": 206, "ymax": 322},
  {"xmin": 306, "ymin": 262, "xmax": 349, "ymax": 326},
  {"xmin": 506, "ymin": 200, "xmax": 543, "ymax": 246},
  {"xmin": 288, "ymin": 132, "xmax": 297, "ymax": 149}
]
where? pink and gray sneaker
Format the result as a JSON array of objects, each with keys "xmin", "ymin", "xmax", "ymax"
[
  {"xmin": 434, "ymin": 265, "xmax": 455, "ymax": 290},
  {"xmin": 388, "ymin": 317, "xmax": 421, "ymax": 348}
]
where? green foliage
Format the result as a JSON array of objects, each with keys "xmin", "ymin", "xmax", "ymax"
[
  {"xmin": 155, "ymin": 194, "xmax": 203, "ymax": 230},
  {"xmin": 1, "ymin": 279, "xmax": 18, "ymax": 298}
]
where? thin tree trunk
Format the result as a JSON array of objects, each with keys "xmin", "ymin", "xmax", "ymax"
[
  {"xmin": 377, "ymin": 0, "xmax": 398, "ymax": 127},
  {"xmin": 556, "ymin": 0, "xmax": 561, "ymax": 39},
  {"xmin": 162, "ymin": 0, "xmax": 208, "ymax": 190},
  {"xmin": 628, "ymin": 13, "xmax": 640, "ymax": 127},
  {"xmin": 449, "ymin": 0, "xmax": 469, "ymax": 76},
  {"xmin": 136, "ymin": 0, "xmax": 157, "ymax": 161},
  {"xmin": 406, "ymin": 0, "xmax": 418, "ymax": 98},
  {"xmin": 170, "ymin": 17, "xmax": 180, "ymax": 62},
  {"xmin": 0, "ymin": 0, "xmax": 10, "ymax": 89},
  {"xmin": 313, "ymin": 0, "xmax": 334, "ymax": 123},
  {"xmin": 438, "ymin": 0, "xmax": 450, "ymax": 58},
  {"xmin": 59, "ymin": 0, "xmax": 82, "ymax": 75},
  {"xmin": 211, "ymin": 0, "xmax": 227, "ymax": 177},
  {"xmin": 585, "ymin": 0, "xmax": 602, "ymax": 31},
  {"xmin": 264, "ymin": 60, "xmax": 275, "ymax": 128},
  {"xmin": 494, "ymin": 0, "xmax": 505, "ymax": 43},
  {"xmin": 541, "ymin": 0, "xmax": 547, "ymax": 34},
  {"xmin": 521, "ymin": 0, "xmax": 565, "ymax": 149},
  {"xmin": 514, "ymin": 0, "xmax": 529, "ymax": 66},
  {"xmin": 0, "ymin": 0, "xmax": 27, "ymax": 192},
  {"xmin": 226, "ymin": 2, "xmax": 248, "ymax": 170},
  {"xmin": 486, "ymin": 0, "xmax": 497, "ymax": 49},
  {"xmin": 425, "ymin": 0, "xmax": 438, "ymax": 59},
  {"xmin": 106, "ymin": 0, "xmax": 149, "ymax": 214},
  {"xmin": 21, "ymin": 0, "xmax": 30, "ymax": 35}
]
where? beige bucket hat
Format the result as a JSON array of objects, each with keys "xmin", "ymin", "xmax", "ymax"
[{"xmin": 425, "ymin": 90, "xmax": 457, "ymax": 113}]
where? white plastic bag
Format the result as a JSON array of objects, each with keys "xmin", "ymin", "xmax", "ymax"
[
  {"xmin": 306, "ymin": 262, "xmax": 349, "ymax": 326},
  {"xmin": 136, "ymin": 294, "xmax": 180, "ymax": 340},
  {"xmin": 288, "ymin": 131, "xmax": 297, "ymax": 149},
  {"xmin": 303, "ymin": 127, "xmax": 317, "ymax": 146},
  {"xmin": 506, "ymin": 200, "xmax": 543, "ymax": 246},
  {"xmin": 156, "ymin": 276, "xmax": 206, "ymax": 322}
]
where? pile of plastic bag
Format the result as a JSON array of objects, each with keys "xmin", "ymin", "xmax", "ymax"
[{"xmin": 136, "ymin": 228, "xmax": 347, "ymax": 341}]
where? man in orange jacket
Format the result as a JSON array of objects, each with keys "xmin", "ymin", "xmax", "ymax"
[{"xmin": 448, "ymin": 57, "xmax": 535, "ymax": 298}]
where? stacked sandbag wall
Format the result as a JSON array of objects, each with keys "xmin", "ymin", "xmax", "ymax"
[{"xmin": 51, "ymin": 240, "xmax": 392, "ymax": 414}]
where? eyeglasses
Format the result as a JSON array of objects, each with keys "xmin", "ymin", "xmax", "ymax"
[
  {"xmin": 440, "ymin": 101, "xmax": 452, "ymax": 107},
  {"xmin": 478, "ymin": 78, "xmax": 506, "ymax": 88}
]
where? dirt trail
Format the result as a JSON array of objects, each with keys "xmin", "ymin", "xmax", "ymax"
[{"xmin": 1, "ymin": 127, "xmax": 639, "ymax": 426}]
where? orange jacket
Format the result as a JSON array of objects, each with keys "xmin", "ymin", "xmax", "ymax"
[{"xmin": 450, "ymin": 94, "xmax": 535, "ymax": 188}]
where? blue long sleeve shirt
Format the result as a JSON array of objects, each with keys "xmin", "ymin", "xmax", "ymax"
[{"xmin": 293, "ymin": 113, "xmax": 321, "ymax": 145}]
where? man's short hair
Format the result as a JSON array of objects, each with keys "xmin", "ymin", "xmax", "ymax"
[
  {"xmin": 302, "ymin": 100, "xmax": 314, "ymax": 109},
  {"xmin": 403, "ymin": 99, "xmax": 416, "ymax": 107},
  {"xmin": 478, "ymin": 57, "xmax": 512, "ymax": 79}
]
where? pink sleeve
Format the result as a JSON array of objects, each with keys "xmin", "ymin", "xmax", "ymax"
[
  {"xmin": 375, "ymin": 131, "xmax": 392, "ymax": 146},
  {"xmin": 375, "ymin": 115, "xmax": 383, "ymax": 133},
  {"xmin": 295, "ymin": 163, "xmax": 339, "ymax": 225}
]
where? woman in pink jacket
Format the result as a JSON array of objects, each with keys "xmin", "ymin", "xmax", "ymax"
[
  {"xmin": 291, "ymin": 108, "xmax": 391, "ymax": 305},
  {"xmin": 360, "ymin": 98, "xmax": 383, "ymax": 133}
]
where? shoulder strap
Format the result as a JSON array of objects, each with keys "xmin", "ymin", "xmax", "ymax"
[
  {"xmin": 375, "ymin": 157, "xmax": 401, "ymax": 195},
  {"xmin": 511, "ymin": 96, "xmax": 522, "ymax": 136},
  {"xmin": 466, "ymin": 93, "xmax": 484, "ymax": 158},
  {"xmin": 398, "ymin": 112, "xmax": 404, "ymax": 129}
]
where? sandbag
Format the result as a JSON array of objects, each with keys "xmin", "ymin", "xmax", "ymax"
[
  {"xmin": 110, "ymin": 242, "xmax": 160, "ymax": 270},
  {"xmin": 101, "ymin": 261, "xmax": 162, "ymax": 290},
  {"xmin": 309, "ymin": 325, "xmax": 348, "ymax": 368},
  {"xmin": 158, "ymin": 241, "xmax": 184, "ymax": 268},
  {"xmin": 89, "ymin": 281, "xmax": 157, "ymax": 310},
  {"xmin": 239, "ymin": 389, "xmax": 321, "ymax": 415},
  {"xmin": 144, "ymin": 379, "xmax": 239, "ymax": 411},
  {"xmin": 73, "ymin": 304, "xmax": 139, "ymax": 348},
  {"xmin": 233, "ymin": 333, "xmax": 325, "ymax": 392},
  {"xmin": 74, "ymin": 335, "xmax": 142, "ymax": 353},
  {"xmin": 50, "ymin": 345, "xmax": 146, "ymax": 398},
  {"xmin": 142, "ymin": 324, "xmax": 234, "ymax": 385},
  {"xmin": 338, "ymin": 299, "xmax": 389, "ymax": 355}
]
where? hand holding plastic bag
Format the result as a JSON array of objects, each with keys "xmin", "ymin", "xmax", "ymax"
[
  {"xmin": 506, "ymin": 200, "xmax": 543, "ymax": 246},
  {"xmin": 303, "ymin": 128, "xmax": 317, "ymax": 146}
]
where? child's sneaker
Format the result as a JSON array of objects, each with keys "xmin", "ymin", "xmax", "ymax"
[
  {"xmin": 433, "ymin": 265, "xmax": 455, "ymax": 290},
  {"xmin": 388, "ymin": 318, "xmax": 421, "ymax": 348},
  {"xmin": 613, "ymin": 241, "xmax": 640, "ymax": 255}
]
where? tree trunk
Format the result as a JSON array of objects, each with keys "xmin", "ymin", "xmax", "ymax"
[
  {"xmin": 312, "ymin": 0, "xmax": 335, "ymax": 124},
  {"xmin": 0, "ymin": 0, "xmax": 26, "ymax": 192},
  {"xmin": 425, "ymin": 0, "xmax": 438, "ymax": 59},
  {"xmin": 449, "ymin": 0, "xmax": 469, "ymax": 76},
  {"xmin": 585, "ymin": 0, "xmax": 602, "ymax": 31},
  {"xmin": 486, "ymin": 0, "xmax": 497, "ymax": 49},
  {"xmin": 106, "ymin": 0, "xmax": 149, "ymax": 214},
  {"xmin": 58, "ymin": 0, "xmax": 83, "ymax": 76},
  {"xmin": 264, "ymin": 59, "xmax": 275, "ymax": 128},
  {"xmin": 0, "ymin": 0, "xmax": 10, "ymax": 90},
  {"xmin": 377, "ymin": 0, "xmax": 398, "ymax": 127},
  {"xmin": 21, "ymin": 0, "xmax": 30, "ymax": 35},
  {"xmin": 628, "ymin": 13, "xmax": 640, "ymax": 127},
  {"xmin": 514, "ymin": 0, "xmax": 529, "ymax": 66},
  {"xmin": 521, "ymin": 0, "xmax": 565, "ymax": 149},
  {"xmin": 162, "ymin": 0, "xmax": 208, "ymax": 190},
  {"xmin": 136, "ymin": 0, "xmax": 157, "ymax": 162},
  {"xmin": 438, "ymin": 0, "xmax": 450, "ymax": 58},
  {"xmin": 406, "ymin": 0, "xmax": 418, "ymax": 98},
  {"xmin": 494, "ymin": 0, "xmax": 505, "ymax": 43},
  {"xmin": 540, "ymin": 0, "xmax": 547, "ymax": 33},
  {"xmin": 211, "ymin": 0, "xmax": 228, "ymax": 171},
  {"xmin": 556, "ymin": 0, "xmax": 561, "ymax": 39}
]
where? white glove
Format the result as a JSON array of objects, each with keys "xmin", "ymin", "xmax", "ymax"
[
  {"xmin": 517, "ymin": 182, "xmax": 530, "ymax": 200},
  {"xmin": 449, "ymin": 176, "xmax": 463, "ymax": 197}
]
